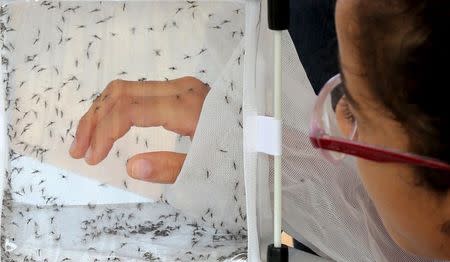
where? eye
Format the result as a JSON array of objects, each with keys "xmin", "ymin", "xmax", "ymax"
[
  {"xmin": 335, "ymin": 96, "xmax": 357, "ymax": 139},
  {"xmin": 341, "ymin": 98, "xmax": 355, "ymax": 123}
]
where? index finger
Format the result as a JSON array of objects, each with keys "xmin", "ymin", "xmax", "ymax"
[{"xmin": 85, "ymin": 95, "xmax": 177, "ymax": 165}]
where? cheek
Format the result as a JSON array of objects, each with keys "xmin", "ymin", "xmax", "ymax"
[
  {"xmin": 355, "ymin": 152, "xmax": 447, "ymax": 257},
  {"xmin": 349, "ymin": 121, "xmax": 413, "ymax": 247},
  {"xmin": 356, "ymin": 159, "xmax": 416, "ymax": 217}
]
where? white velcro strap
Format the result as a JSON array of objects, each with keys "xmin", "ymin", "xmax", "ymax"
[{"xmin": 253, "ymin": 116, "xmax": 282, "ymax": 156}]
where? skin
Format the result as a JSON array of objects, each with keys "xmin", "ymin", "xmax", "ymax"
[
  {"xmin": 336, "ymin": 0, "xmax": 450, "ymax": 259},
  {"xmin": 69, "ymin": 76, "xmax": 209, "ymax": 184}
]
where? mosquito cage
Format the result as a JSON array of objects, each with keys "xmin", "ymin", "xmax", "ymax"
[{"xmin": 0, "ymin": 0, "xmax": 253, "ymax": 260}]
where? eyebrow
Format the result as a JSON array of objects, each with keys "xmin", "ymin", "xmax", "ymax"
[{"xmin": 338, "ymin": 56, "xmax": 361, "ymax": 111}]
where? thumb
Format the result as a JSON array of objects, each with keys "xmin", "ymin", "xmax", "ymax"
[{"xmin": 126, "ymin": 152, "xmax": 186, "ymax": 184}]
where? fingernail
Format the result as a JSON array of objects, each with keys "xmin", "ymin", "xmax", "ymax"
[
  {"xmin": 85, "ymin": 146, "xmax": 93, "ymax": 162},
  {"xmin": 69, "ymin": 138, "xmax": 77, "ymax": 153},
  {"xmin": 132, "ymin": 159, "xmax": 152, "ymax": 179}
]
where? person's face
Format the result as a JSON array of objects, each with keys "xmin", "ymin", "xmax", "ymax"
[{"xmin": 335, "ymin": 0, "xmax": 450, "ymax": 259}]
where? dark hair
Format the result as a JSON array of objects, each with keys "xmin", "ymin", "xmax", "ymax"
[{"xmin": 355, "ymin": 1, "xmax": 450, "ymax": 194}]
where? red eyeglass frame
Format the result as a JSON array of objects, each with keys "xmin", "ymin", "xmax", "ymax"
[{"xmin": 309, "ymin": 74, "xmax": 450, "ymax": 172}]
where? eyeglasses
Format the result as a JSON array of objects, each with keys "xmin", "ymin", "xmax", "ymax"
[{"xmin": 309, "ymin": 74, "xmax": 450, "ymax": 172}]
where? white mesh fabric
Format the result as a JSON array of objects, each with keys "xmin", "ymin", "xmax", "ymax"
[
  {"xmin": 165, "ymin": 38, "xmax": 247, "ymax": 235},
  {"xmin": 248, "ymin": 1, "xmax": 448, "ymax": 261}
]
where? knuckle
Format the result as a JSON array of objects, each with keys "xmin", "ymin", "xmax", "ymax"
[
  {"xmin": 107, "ymin": 79, "xmax": 124, "ymax": 96},
  {"xmin": 181, "ymin": 76, "xmax": 203, "ymax": 89},
  {"xmin": 110, "ymin": 79, "xmax": 123, "ymax": 87},
  {"xmin": 181, "ymin": 76, "xmax": 198, "ymax": 83},
  {"xmin": 79, "ymin": 115, "xmax": 90, "ymax": 126}
]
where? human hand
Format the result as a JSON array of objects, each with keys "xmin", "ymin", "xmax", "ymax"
[{"xmin": 68, "ymin": 76, "xmax": 210, "ymax": 184}]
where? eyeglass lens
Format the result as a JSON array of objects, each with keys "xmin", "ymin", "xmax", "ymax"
[{"xmin": 320, "ymin": 82, "xmax": 358, "ymax": 160}]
